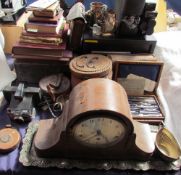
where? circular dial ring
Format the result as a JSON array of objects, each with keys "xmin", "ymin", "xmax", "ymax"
[{"xmin": 71, "ymin": 115, "xmax": 127, "ymax": 148}]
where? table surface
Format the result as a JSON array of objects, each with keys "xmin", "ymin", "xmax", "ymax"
[
  {"xmin": 0, "ymin": 104, "xmax": 181, "ymax": 175},
  {"xmin": 0, "ymin": 12, "xmax": 32, "ymax": 54}
]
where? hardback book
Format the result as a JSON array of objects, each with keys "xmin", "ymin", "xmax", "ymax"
[
  {"xmin": 12, "ymin": 50, "xmax": 73, "ymax": 61},
  {"xmin": 21, "ymin": 30, "xmax": 62, "ymax": 38},
  {"xmin": 28, "ymin": 13, "xmax": 62, "ymax": 24},
  {"xmin": 12, "ymin": 42, "xmax": 67, "ymax": 57},
  {"xmin": 21, "ymin": 22, "xmax": 68, "ymax": 37},
  {"xmin": 19, "ymin": 35, "xmax": 63, "ymax": 46},
  {"xmin": 32, "ymin": 1, "xmax": 61, "ymax": 18},
  {"xmin": 25, "ymin": 16, "xmax": 65, "ymax": 34},
  {"xmin": 27, "ymin": 0, "xmax": 57, "ymax": 10}
]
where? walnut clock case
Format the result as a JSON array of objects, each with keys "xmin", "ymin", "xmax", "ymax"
[{"xmin": 34, "ymin": 78, "xmax": 155, "ymax": 160}]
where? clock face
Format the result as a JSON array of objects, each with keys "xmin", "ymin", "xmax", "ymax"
[{"xmin": 72, "ymin": 117, "xmax": 126, "ymax": 148}]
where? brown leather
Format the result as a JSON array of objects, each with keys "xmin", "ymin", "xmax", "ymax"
[
  {"xmin": 70, "ymin": 19, "xmax": 85, "ymax": 51},
  {"xmin": 39, "ymin": 74, "xmax": 70, "ymax": 97},
  {"xmin": 0, "ymin": 126, "xmax": 21, "ymax": 153}
]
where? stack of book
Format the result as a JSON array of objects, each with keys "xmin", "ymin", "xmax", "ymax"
[{"xmin": 12, "ymin": 1, "xmax": 72, "ymax": 61}]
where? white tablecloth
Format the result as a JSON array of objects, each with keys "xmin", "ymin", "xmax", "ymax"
[
  {"xmin": 154, "ymin": 31, "xmax": 181, "ymax": 144},
  {"xmin": 0, "ymin": 29, "xmax": 16, "ymax": 91}
]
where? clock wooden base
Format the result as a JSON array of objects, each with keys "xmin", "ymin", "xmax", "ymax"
[{"xmin": 34, "ymin": 78, "xmax": 155, "ymax": 161}]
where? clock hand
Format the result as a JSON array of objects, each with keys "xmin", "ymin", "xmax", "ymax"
[
  {"xmin": 101, "ymin": 133, "xmax": 109, "ymax": 143},
  {"xmin": 96, "ymin": 129, "xmax": 109, "ymax": 143},
  {"xmin": 82, "ymin": 132, "xmax": 97, "ymax": 142}
]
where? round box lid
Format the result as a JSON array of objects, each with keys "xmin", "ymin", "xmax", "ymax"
[
  {"xmin": 0, "ymin": 126, "xmax": 21, "ymax": 153},
  {"xmin": 69, "ymin": 54, "xmax": 112, "ymax": 78}
]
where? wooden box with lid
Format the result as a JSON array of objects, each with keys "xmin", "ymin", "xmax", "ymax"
[
  {"xmin": 69, "ymin": 54, "xmax": 112, "ymax": 87},
  {"xmin": 111, "ymin": 54, "xmax": 164, "ymax": 125}
]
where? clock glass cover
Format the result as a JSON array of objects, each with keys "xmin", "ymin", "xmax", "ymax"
[{"xmin": 72, "ymin": 116, "xmax": 126, "ymax": 148}]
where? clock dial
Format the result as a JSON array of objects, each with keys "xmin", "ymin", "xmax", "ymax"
[{"xmin": 72, "ymin": 117, "xmax": 126, "ymax": 147}]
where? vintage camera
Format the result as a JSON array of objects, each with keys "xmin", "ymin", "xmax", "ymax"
[{"xmin": 3, "ymin": 83, "xmax": 41, "ymax": 122}]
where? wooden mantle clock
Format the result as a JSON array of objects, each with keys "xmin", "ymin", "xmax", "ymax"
[{"xmin": 34, "ymin": 78, "xmax": 155, "ymax": 160}]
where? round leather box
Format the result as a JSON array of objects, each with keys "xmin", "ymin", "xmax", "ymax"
[
  {"xmin": 0, "ymin": 126, "xmax": 21, "ymax": 153},
  {"xmin": 69, "ymin": 54, "xmax": 112, "ymax": 87}
]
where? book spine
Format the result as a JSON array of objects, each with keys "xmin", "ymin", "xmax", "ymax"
[
  {"xmin": 33, "ymin": 10, "xmax": 55, "ymax": 18},
  {"xmin": 12, "ymin": 54, "xmax": 71, "ymax": 62},
  {"xmin": 28, "ymin": 18, "xmax": 58, "ymax": 24},
  {"xmin": 20, "ymin": 36, "xmax": 63, "ymax": 45},
  {"xmin": 22, "ymin": 30, "xmax": 62, "ymax": 38},
  {"xmin": 12, "ymin": 46, "xmax": 63, "ymax": 57},
  {"xmin": 25, "ymin": 22, "xmax": 57, "ymax": 34}
]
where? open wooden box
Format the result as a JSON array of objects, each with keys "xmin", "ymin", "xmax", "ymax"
[{"xmin": 112, "ymin": 56, "xmax": 164, "ymax": 125}]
